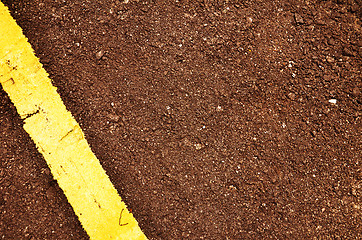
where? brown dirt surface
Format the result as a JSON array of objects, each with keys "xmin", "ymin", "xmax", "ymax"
[{"xmin": 1, "ymin": 0, "xmax": 361, "ymax": 239}]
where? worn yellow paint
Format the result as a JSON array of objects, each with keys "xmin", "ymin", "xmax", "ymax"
[{"xmin": 0, "ymin": 3, "xmax": 147, "ymax": 240}]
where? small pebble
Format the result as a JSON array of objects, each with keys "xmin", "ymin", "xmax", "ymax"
[
  {"xmin": 326, "ymin": 56, "xmax": 334, "ymax": 63},
  {"xmin": 194, "ymin": 143, "xmax": 203, "ymax": 150},
  {"xmin": 328, "ymin": 99, "xmax": 337, "ymax": 104},
  {"xmin": 294, "ymin": 13, "xmax": 304, "ymax": 24},
  {"xmin": 352, "ymin": 87, "xmax": 360, "ymax": 96},
  {"xmin": 96, "ymin": 50, "xmax": 105, "ymax": 60},
  {"xmin": 288, "ymin": 92, "xmax": 296, "ymax": 100},
  {"xmin": 107, "ymin": 114, "xmax": 120, "ymax": 122}
]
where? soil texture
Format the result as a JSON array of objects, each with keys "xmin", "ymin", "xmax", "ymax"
[{"xmin": 1, "ymin": 0, "xmax": 361, "ymax": 239}]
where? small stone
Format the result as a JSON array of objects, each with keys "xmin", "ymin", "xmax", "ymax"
[
  {"xmin": 352, "ymin": 187, "xmax": 357, "ymax": 196},
  {"xmin": 352, "ymin": 87, "xmax": 360, "ymax": 96},
  {"xmin": 326, "ymin": 56, "xmax": 334, "ymax": 63},
  {"xmin": 294, "ymin": 13, "xmax": 304, "ymax": 24},
  {"xmin": 228, "ymin": 185, "xmax": 237, "ymax": 191},
  {"xmin": 342, "ymin": 47, "xmax": 354, "ymax": 56},
  {"xmin": 316, "ymin": 19, "xmax": 326, "ymax": 25},
  {"xmin": 42, "ymin": 168, "xmax": 51, "ymax": 176},
  {"xmin": 183, "ymin": 138, "xmax": 192, "ymax": 147},
  {"xmin": 96, "ymin": 50, "xmax": 105, "ymax": 59},
  {"xmin": 107, "ymin": 114, "xmax": 120, "ymax": 122},
  {"xmin": 353, "ymin": 203, "xmax": 360, "ymax": 210},
  {"xmin": 288, "ymin": 92, "xmax": 296, "ymax": 100},
  {"xmin": 323, "ymin": 75, "xmax": 332, "ymax": 81},
  {"xmin": 328, "ymin": 99, "xmax": 337, "ymax": 104},
  {"xmin": 194, "ymin": 143, "xmax": 203, "ymax": 150}
]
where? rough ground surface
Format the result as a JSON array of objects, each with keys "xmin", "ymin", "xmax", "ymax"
[{"xmin": 1, "ymin": 0, "xmax": 361, "ymax": 239}]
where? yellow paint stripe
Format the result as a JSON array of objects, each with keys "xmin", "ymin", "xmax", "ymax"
[{"xmin": 0, "ymin": 3, "xmax": 147, "ymax": 240}]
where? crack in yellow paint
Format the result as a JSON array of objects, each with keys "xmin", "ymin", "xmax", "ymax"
[{"xmin": 0, "ymin": 2, "xmax": 147, "ymax": 240}]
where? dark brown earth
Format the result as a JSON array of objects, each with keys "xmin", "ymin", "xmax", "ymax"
[{"xmin": 1, "ymin": 0, "xmax": 361, "ymax": 239}]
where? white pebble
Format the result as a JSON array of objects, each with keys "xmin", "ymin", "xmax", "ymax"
[{"xmin": 328, "ymin": 99, "xmax": 337, "ymax": 104}]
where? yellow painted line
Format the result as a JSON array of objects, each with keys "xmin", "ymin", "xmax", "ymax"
[{"xmin": 0, "ymin": 3, "xmax": 147, "ymax": 240}]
